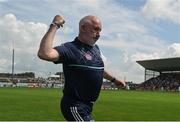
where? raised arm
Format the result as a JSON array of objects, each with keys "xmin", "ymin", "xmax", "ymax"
[
  {"xmin": 37, "ymin": 15, "xmax": 65, "ymax": 62},
  {"xmin": 103, "ymin": 70, "xmax": 126, "ymax": 88}
]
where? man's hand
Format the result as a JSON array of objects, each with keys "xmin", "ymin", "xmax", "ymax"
[
  {"xmin": 114, "ymin": 79, "xmax": 126, "ymax": 88},
  {"xmin": 52, "ymin": 15, "xmax": 65, "ymax": 27}
]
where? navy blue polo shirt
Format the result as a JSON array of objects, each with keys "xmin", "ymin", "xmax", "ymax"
[{"xmin": 54, "ymin": 37, "xmax": 104, "ymax": 103}]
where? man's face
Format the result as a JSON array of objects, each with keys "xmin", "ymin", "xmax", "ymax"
[{"xmin": 85, "ymin": 21, "xmax": 102, "ymax": 45}]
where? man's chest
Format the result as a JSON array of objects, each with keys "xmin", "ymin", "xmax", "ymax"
[{"xmin": 70, "ymin": 46, "xmax": 103, "ymax": 66}]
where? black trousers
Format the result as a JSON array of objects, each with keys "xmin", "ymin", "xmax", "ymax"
[{"xmin": 60, "ymin": 96, "xmax": 94, "ymax": 121}]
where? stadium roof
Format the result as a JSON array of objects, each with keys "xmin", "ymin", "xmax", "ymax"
[{"xmin": 136, "ymin": 57, "xmax": 180, "ymax": 72}]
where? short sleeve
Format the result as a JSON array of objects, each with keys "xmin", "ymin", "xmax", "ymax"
[
  {"xmin": 53, "ymin": 43, "xmax": 72, "ymax": 64},
  {"xmin": 100, "ymin": 51, "xmax": 107, "ymax": 63},
  {"xmin": 95, "ymin": 45, "xmax": 107, "ymax": 63}
]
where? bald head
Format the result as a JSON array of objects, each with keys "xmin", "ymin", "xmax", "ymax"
[{"xmin": 79, "ymin": 15, "xmax": 101, "ymax": 29}]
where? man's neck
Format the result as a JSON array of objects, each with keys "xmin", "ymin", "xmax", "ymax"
[{"xmin": 78, "ymin": 35, "xmax": 95, "ymax": 46}]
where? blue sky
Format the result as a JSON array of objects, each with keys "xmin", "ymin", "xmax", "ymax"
[{"xmin": 0, "ymin": 0, "xmax": 180, "ymax": 83}]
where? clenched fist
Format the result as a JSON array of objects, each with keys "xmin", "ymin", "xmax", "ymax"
[
  {"xmin": 114, "ymin": 79, "xmax": 126, "ymax": 88},
  {"xmin": 52, "ymin": 15, "xmax": 65, "ymax": 28}
]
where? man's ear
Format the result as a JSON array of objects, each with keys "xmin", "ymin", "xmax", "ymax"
[{"xmin": 80, "ymin": 25, "xmax": 87, "ymax": 32}]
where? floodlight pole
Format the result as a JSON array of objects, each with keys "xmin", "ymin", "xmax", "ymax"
[{"xmin": 12, "ymin": 41, "xmax": 15, "ymax": 82}]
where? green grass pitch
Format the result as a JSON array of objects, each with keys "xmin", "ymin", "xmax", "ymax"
[{"xmin": 0, "ymin": 88, "xmax": 180, "ymax": 121}]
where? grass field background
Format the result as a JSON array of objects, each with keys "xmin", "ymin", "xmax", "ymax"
[{"xmin": 0, "ymin": 88, "xmax": 180, "ymax": 121}]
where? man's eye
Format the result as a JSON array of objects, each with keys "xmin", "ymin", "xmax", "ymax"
[{"xmin": 95, "ymin": 28, "xmax": 101, "ymax": 32}]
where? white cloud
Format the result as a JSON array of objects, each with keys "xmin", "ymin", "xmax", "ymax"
[
  {"xmin": 142, "ymin": 0, "xmax": 180, "ymax": 24},
  {"xmin": 167, "ymin": 43, "xmax": 180, "ymax": 56},
  {"xmin": 0, "ymin": 0, "xmax": 7, "ymax": 3},
  {"xmin": 0, "ymin": 13, "xmax": 65, "ymax": 76},
  {"xmin": 132, "ymin": 42, "xmax": 180, "ymax": 62}
]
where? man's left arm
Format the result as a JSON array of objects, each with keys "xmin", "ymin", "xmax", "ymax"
[{"xmin": 103, "ymin": 70, "xmax": 126, "ymax": 88}]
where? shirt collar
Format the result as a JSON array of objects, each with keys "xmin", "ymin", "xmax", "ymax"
[{"xmin": 74, "ymin": 37, "xmax": 94, "ymax": 48}]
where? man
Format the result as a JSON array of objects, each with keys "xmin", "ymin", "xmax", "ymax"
[{"xmin": 38, "ymin": 15, "xmax": 125, "ymax": 121}]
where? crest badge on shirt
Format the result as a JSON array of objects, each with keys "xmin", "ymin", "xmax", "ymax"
[{"xmin": 85, "ymin": 53, "xmax": 92, "ymax": 60}]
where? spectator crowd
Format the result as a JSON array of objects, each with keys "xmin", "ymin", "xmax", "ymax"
[{"xmin": 138, "ymin": 73, "xmax": 180, "ymax": 91}]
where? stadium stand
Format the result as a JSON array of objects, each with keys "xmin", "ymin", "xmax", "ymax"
[
  {"xmin": 138, "ymin": 73, "xmax": 180, "ymax": 91},
  {"xmin": 0, "ymin": 72, "xmax": 64, "ymax": 88},
  {"xmin": 137, "ymin": 57, "xmax": 180, "ymax": 91}
]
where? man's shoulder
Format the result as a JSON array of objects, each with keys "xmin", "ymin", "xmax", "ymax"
[
  {"xmin": 94, "ymin": 44, "xmax": 99, "ymax": 49},
  {"xmin": 61, "ymin": 40, "xmax": 75, "ymax": 47},
  {"xmin": 94, "ymin": 44, "xmax": 100, "ymax": 51}
]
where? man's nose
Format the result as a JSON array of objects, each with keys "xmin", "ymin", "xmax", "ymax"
[{"xmin": 96, "ymin": 31, "xmax": 100, "ymax": 36}]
